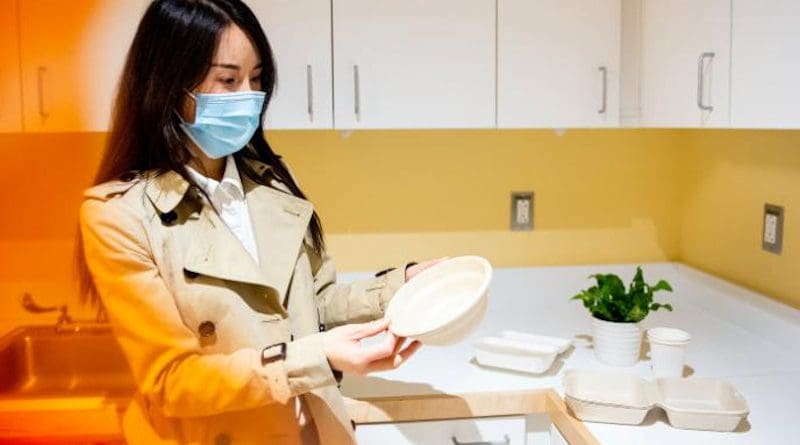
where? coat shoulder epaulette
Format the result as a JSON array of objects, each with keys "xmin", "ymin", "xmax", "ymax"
[{"xmin": 83, "ymin": 172, "xmax": 142, "ymax": 202}]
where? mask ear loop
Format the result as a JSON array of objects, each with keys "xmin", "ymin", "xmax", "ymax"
[
  {"xmin": 174, "ymin": 89, "xmax": 201, "ymax": 158},
  {"xmin": 174, "ymin": 89, "xmax": 198, "ymax": 124}
]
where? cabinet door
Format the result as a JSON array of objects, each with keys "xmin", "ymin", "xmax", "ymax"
[
  {"xmin": 640, "ymin": 0, "xmax": 731, "ymax": 127},
  {"xmin": 332, "ymin": 0, "xmax": 495, "ymax": 129},
  {"xmin": 355, "ymin": 416, "xmax": 526, "ymax": 445},
  {"xmin": 18, "ymin": 1, "xmax": 149, "ymax": 132},
  {"xmin": 497, "ymin": 0, "xmax": 621, "ymax": 128},
  {"xmin": 0, "ymin": 0, "xmax": 22, "ymax": 132},
  {"xmin": 248, "ymin": 0, "xmax": 334, "ymax": 129},
  {"xmin": 731, "ymin": 0, "xmax": 800, "ymax": 129}
]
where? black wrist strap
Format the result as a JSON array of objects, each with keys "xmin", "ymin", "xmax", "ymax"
[
  {"xmin": 374, "ymin": 267, "xmax": 396, "ymax": 277},
  {"xmin": 261, "ymin": 342, "xmax": 287, "ymax": 366}
]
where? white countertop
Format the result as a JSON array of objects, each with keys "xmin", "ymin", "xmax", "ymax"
[{"xmin": 340, "ymin": 262, "xmax": 800, "ymax": 444}]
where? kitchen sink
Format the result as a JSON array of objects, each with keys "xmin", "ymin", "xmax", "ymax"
[{"xmin": 0, "ymin": 325, "xmax": 135, "ymax": 398}]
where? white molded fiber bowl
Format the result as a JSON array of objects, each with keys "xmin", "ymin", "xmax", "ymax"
[{"xmin": 386, "ymin": 256, "xmax": 492, "ymax": 345}]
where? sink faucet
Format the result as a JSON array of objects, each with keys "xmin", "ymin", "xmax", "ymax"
[
  {"xmin": 21, "ymin": 292, "xmax": 72, "ymax": 326},
  {"xmin": 21, "ymin": 292, "xmax": 109, "ymax": 328}
]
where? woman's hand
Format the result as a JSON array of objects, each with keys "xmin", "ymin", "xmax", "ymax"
[
  {"xmin": 405, "ymin": 257, "xmax": 449, "ymax": 281},
  {"xmin": 322, "ymin": 318, "xmax": 421, "ymax": 376}
]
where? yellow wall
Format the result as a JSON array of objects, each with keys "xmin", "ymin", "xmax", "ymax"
[
  {"xmin": 679, "ymin": 130, "xmax": 800, "ymax": 308},
  {"xmin": 0, "ymin": 133, "xmax": 103, "ymax": 326},
  {"xmin": 0, "ymin": 130, "xmax": 682, "ymax": 324},
  {"xmin": 0, "ymin": 128, "xmax": 798, "ymax": 324},
  {"xmin": 270, "ymin": 129, "xmax": 683, "ymax": 270}
]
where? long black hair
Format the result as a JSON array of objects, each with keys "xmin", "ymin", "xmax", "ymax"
[{"xmin": 77, "ymin": 0, "xmax": 325, "ymax": 305}]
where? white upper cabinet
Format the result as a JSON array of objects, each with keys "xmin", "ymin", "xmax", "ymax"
[
  {"xmin": 731, "ymin": 0, "xmax": 800, "ymax": 129},
  {"xmin": 18, "ymin": 1, "xmax": 148, "ymax": 132},
  {"xmin": 497, "ymin": 0, "xmax": 621, "ymax": 128},
  {"xmin": 639, "ymin": 0, "xmax": 731, "ymax": 127},
  {"xmin": 332, "ymin": 0, "xmax": 496, "ymax": 129},
  {"xmin": 0, "ymin": 0, "xmax": 23, "ymax": 132},
  {"xmin": 7, "ymin": 0, "xmax": 800, "ymax": 132},
  {"xmin": 248, "ymin": 0, "xmax": 334, "ymax": 129}
]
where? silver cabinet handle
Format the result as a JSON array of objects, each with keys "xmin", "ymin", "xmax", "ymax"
[
  {"xmin": 452, "ymin": 435, "xmax": 510, "ymax": 445},
  {"xmin": 353, "ymin": 64, "xmax": 361, "ymax": 122},
  {"xmin": 306, "ymin": 64, "xmax": 314, "ymax": 122},
  {"xmin": 697, "ymin": 52, "xmax": 715, "ymax": 112},
  {"xmin": 598, "ymin": 66, "xmax": 608, "ymax": 114},
  {"xmin": 37, "ymin": 66, "xmax": 49, "ymax": 118}
]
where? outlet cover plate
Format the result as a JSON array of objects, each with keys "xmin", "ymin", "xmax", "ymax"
[
  {"xmin": 510, "ymin": 191, "xmax": 534, "ymax": 231},
  {"xmin": 762, "ymin": 203, "xmax": 784, "ymax": 255}
]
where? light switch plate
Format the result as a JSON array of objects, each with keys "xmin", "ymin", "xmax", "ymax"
[
  {"xmin": 762, "ymin": 203, "xmax": 784, "ymax": 255},
  {"xmin": 510, "ymin": 191, "xmax": 534, "ymax": 231}
]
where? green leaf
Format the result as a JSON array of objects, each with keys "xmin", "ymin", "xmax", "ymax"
[
  {"xmin": 650, "ymin": 303, "xmax": 674, "ymax": 312},
  {"xmin": 596, "ymin": 274, "xmax": 626, "ymax": 298},
  {"xmin": 652, "ymin": 280, "xmax": 673, "ymax": 293},
  {"xmin": 628, "ymin": 266, "xmax": 645, "ymax": 294},
  {"xmin": 626, "ymin": 305, "xmax": 647, "ymax": 323}
]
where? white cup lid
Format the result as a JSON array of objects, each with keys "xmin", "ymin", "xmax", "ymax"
[{"xmin": 647, "ymin": 327, "xmax": 691, "ymax": 345}]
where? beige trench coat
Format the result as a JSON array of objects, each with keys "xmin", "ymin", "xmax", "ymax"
[{"xmin": 79, "ymin": 156, "xmax": 407, "ymax": 445}]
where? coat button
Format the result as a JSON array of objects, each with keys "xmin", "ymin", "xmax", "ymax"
[
  {"xmin": 160, "ymin": 210, "xmax": 178, "ymax": 225},
  {"xmin": 214, "ymin": 433, "xmax": 231, "ymax": 445},
  {"xmin": 198, "ymin": 321, "xmax": 216, "ymax": 338}
]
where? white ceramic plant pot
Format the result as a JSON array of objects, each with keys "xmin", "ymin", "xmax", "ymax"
[{"xmin": 592, "ymin": 316, "xmax": 642, "ymax": 366}]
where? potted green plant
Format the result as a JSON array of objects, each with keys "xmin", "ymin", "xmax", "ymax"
[{"xmin": 571, "ymin": 266, "xmax": 673, "ymax": 366}]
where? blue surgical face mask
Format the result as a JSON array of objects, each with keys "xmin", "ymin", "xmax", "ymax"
[{"xmin": 178, "ymin": 90, "xmax": 266, "ymax": 159}]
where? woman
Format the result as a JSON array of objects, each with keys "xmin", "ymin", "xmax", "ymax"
[{"xmin": 77, "ymin": 1, "xmax": 440, "ymax": 443}]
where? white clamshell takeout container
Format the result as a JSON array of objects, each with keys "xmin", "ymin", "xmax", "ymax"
[
  {"xmin": 563, "ymin": 370, "xmax": 750, "ymax": 432},
  {"xmin": 386, "ymin": 256, "xmax": 492, "ymax": 346},
  {"xmin": 500, "ymin": 330, "xmax": 573, "ymax": 354},
  {"xmin": 473, "ymin": 331, "xmax": 573, "ymax": 374}
]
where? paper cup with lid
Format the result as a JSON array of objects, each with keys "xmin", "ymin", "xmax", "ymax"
[{"xmin": 647, "ymin": 327, "xmax": 691, "ymax": 378}]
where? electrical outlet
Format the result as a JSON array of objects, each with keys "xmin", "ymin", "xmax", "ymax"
[
  {"xmin": 510, "ymin": 192, "xmax": 534, "ymax": 231},
  {"xmin": 762, "ymin": 203, "xmax": 784, "ymax": 255}
]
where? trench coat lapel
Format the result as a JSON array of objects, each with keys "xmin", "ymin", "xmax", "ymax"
[
  {"xmin": 242, "ymin": 173, "xmax": 314, "ymax": 304},
  {"xmin": 143, "ymin": 169, "xmax": 280, "ymax": 313},
  {"xmin": 144, "ymin": 165, "xmax": 313, "ymax": 310},
  {"xmin": 182, "ymin": 202, "xmax": 276, "ymax": 288},
  {"xmin": 179, "ymin": 199, "xmax": 292, "ymax": 318}
]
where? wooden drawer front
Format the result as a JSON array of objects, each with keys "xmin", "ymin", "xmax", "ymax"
[{"xmin": 355, "ymin": 415, "xmax": 526, "ymax": 445}]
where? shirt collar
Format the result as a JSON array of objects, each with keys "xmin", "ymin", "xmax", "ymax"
[
  {"xmin": 144, "ymin": 154, "xmax": 275, "ymax": 214},
  {"xmin": 185, "ymin": 155, "xmax": 245, "ymax": 201}
]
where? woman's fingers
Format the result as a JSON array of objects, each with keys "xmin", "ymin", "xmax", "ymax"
[
  {"xmin": 326, "ymin": 318, "xmax": 421, "ymax": 375},
  {"xmin": 365, "ymin": 339, "xmax": 422, "ymax": 373},
  {"xmin": 395, "ymin": 340, "xmax": 422, "ymax": 365},
  {"xmin": 351, "ymin": 317, "xmax": 390, "ymax": 339},
  {"xmin": 391, "ymin": 336, "xmax": 408, "ymax": 355},
  {"xmin": 387, "ymin": 340, "xmax": 421, "ymax": 369},
  {"xmin": 406, "ymin": 256, "xmax": 450, "ymax": 281},
  {"xmin": 358, "ymin": 331, "xmax": 400, "ymax": 363}
]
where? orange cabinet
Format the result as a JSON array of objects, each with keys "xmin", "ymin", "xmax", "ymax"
[
  {"xmin": 17, "ymin": 1, "xmax": 149, "ymax": 132},
  {"xmin": 0, "ymin": 0, "xmax": 22, "ymax": 132}
]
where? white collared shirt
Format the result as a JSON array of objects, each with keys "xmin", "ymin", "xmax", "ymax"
[{"xmin": 185, "ymin": 156, "xmax": 260, "ymax": 264}]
